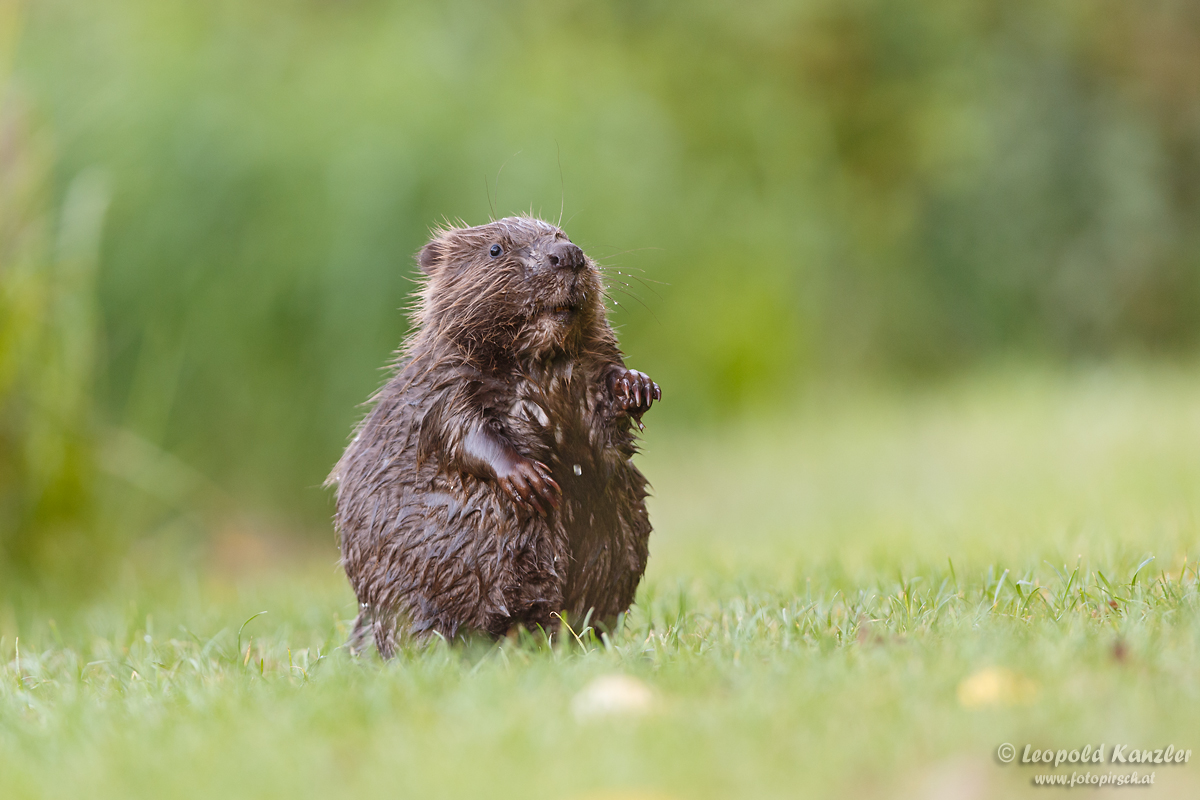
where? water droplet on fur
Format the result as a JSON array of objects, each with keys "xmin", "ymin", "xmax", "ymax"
[{"xmin": 573, "ymin": 464, "xmax": 582, "ymax": 476}]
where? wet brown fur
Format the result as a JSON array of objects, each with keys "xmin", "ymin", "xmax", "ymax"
[{"xmin": 328, "ymin": 216, "xmax": 658, "ymax": 657}]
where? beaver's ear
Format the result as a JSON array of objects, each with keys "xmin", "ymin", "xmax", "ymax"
[{"xmin": 417, "ymin": 239, "xmax": 446, "ymax": 275}]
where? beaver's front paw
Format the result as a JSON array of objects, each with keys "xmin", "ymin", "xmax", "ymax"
[
  {"xmin": 609, "ymin": 369, "xmax": 661, "ymax": 425},
  {"xmin": 496, "ymin": 456, "xmax": 561, "ymax": 517}
]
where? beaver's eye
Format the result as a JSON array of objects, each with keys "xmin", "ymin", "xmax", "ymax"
[{"xmin": 489, "ymin": 244, "xmax": 503, "ymax": 258}]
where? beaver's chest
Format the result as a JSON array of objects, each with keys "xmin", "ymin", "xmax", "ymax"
[{"xmin": 508, "ymin": 370, "xmax": 620, "ymax": 509}]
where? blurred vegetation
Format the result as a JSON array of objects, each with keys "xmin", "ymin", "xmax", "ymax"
[
  {"xmin": 3, "ymin": 0, "xmax": 1200, "ymax": 572},
  {"xmin": 1, "ymin": 4, "xmax": 106, "ymax": 585}
]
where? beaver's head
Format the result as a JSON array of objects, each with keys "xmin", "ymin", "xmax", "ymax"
[{"xmin": 415, "ymin": 216, "xmax": 604, "ymax": 363}]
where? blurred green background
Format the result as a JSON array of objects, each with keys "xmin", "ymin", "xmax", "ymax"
[{"xmin": 2, "ymin": 0, "xmax": 1200, "ymax": 588}]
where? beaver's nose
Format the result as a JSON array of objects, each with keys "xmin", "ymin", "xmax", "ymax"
[{"xmin": 547, "ymin": 241, "xmax": 585, "ymax": 271}]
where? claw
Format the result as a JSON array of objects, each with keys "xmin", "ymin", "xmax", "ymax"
[
  {"xmin": 499, "ymin": 457, "xmax": 562, "ymax": 517},
  {"xmin": 609, "ymin": 368, "xmax": 661, "ymax": 418}
]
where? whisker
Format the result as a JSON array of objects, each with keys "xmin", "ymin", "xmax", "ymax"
[
  {"xmin": 623, "ymin": 273, "xmax": 666, "ymax": 300},
  {"xmin": 556, "ymin": 141, "xmax": 565, "ymax": 229},
  {"xmin": 608, "ymin": 285, "xmax": 662, "ymax": 325},
  {"xmin": 595, "ymin": 264, "xmax": 668, "ymax": 285}
]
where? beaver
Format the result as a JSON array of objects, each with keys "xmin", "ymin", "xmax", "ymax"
[{"xmin": 328, "ymin": 216, "xmax": 660, "ymax": 657}]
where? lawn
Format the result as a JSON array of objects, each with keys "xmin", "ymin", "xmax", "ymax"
[{"xmin": 3, "ymin": 365, "xmax": 1200, "ymax": 799}]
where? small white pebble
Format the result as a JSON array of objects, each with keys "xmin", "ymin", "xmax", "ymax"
[
  {"xmin": 573, "ymin": 464, "xmax": 582, "ymax": 476},
  {"xmin": 571, "ymin": 674, "xmax": 654, "ymax": 721},
  {"xmin": 957, "ymin": 667, "xmax": 1037, "ymax": 709}
]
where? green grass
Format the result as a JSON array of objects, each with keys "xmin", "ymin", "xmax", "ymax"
[{"xmin": 4, "ymin": 365, "xmax": 1200, "ymax": 799}]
